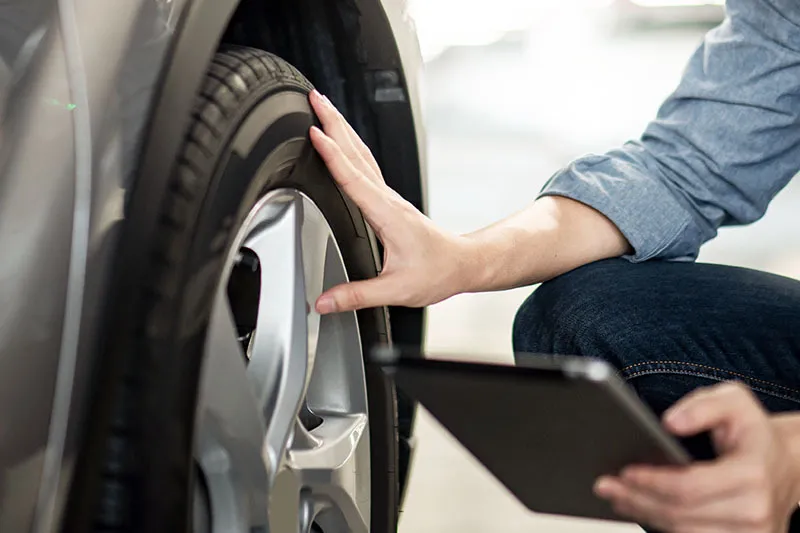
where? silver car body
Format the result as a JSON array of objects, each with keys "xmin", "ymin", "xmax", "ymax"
[{"xmin": 0, "ymin": 0, "xmax": 426, "ymax": 530}]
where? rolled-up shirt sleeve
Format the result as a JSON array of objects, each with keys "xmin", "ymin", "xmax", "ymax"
[{"xmin": 540, "ymin": 0, "xmax": 800, "ymax": 262}]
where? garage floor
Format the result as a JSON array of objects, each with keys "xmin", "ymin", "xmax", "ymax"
[{"xmin": 397, "ymin": 5, "xmax": 800, "ymax": 532}]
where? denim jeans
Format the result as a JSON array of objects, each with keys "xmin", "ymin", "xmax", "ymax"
[{"xmin": 512, "ymin": 258, "xmax": 800, "ymax": 530}]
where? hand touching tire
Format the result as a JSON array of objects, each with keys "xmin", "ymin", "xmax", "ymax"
[{"xmin": 309, "ymin": 90, "xmax": 473, "ymax": 314}]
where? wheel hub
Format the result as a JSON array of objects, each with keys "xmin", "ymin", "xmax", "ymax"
[{"xmin": 194, "ymin": 189, "xmax": 371, "ymax": 533}]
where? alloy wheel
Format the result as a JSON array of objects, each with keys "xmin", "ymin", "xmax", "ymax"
[{"xmin": 194, "ymin": 188, "xmax": 371, "ymax": 533}]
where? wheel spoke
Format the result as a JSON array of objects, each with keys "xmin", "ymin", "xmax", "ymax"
[
  {"xmin": 300, "ymin": 196, "xmax": 335, "ymax": 370},
  {"xmin": 243, "ymin": 192, "xmax": 312, "ymax": 472},
  {"xmin": 288, "ymin": 414, "xmax": 371, "ymax": 533},
  {"xmin": 197, "ymin": 293, "xmax": 270, "ymax": 530},
  {"xmin": 305, "ymin": 310, "xmax": 367, "ymax": 418}
]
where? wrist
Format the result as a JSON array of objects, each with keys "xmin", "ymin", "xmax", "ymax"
[{"xmin": 451, "ymin": 233, "xmax": 490, "ymax": 294}]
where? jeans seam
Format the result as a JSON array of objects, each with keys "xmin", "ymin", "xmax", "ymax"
[
  {"xmin": 624, "ymin": 368, "xmax": 800, "ymax": 406},
  {"xmin": 620, "ymin": 360, "xmax": 800, "ymax": 395}
]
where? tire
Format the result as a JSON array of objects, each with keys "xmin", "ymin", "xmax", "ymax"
[{"xmin": 83, "ymin": 46, "xmax": 398, "ymax": 532}]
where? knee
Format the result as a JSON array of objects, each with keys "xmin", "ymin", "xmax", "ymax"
[
  {"xmin": 512, "ymin": 289, "xmax": 553, "ymax": 356},
  {"xmin": 512, "ymin": 259, "xmax": 639, "ymax": 364}
]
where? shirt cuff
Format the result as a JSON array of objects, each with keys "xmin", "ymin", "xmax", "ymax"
[{"xmin": 538, "ymin": 150, "xmax": 699, "ymax": 262}]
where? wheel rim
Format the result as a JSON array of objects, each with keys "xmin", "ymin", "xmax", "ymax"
[{"xmin": 194, "ymin": 188, "xmax": 371, "ymax": 533}]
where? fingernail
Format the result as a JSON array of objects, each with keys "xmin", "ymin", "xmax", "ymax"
[
  {"xmin": 594, "ymin": 478, "xmax": 612, "ymax": 496},
  {"xmin": 311, "ymin": 88, "xmax": 322, "ymax": 100},
  {"xmin": 664, "ymin": 406, "xmax": 686, "ymax": 429},
  {"xmin": 317, "ymin": 295, "xmax": 337, "ymax": 314},
  {"xmin": 310, "ymin": 126, "xmax": 328, "ymax": 141}
]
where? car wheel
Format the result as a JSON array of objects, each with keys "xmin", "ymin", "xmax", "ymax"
[{"xmin": 86, "ymin": 46, "xmax": 398, "ymax": 533}]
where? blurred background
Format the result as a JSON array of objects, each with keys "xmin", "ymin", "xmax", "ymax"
[{"xmin": 398, "ymin": 1, "xmax": 800, "ymax": 531}]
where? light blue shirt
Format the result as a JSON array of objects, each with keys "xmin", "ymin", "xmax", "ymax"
[{"xmin": 540, "ymin": 0, "xmax": 800, "ymax": 262}]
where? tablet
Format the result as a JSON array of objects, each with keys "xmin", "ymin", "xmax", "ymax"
[{"xmin": 373, "ymin": 347, "xmax": 691, "ymax": 523}]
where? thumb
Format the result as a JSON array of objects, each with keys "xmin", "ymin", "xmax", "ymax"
[
  {"xmin": 315, "ymin": 276, "xmax": 402, "ymax": 314},
  {"xmin": 663, "ymin": 382, "xmax": 765, "ymax": 451}
]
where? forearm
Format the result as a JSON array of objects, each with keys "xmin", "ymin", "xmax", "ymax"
[{"xmin": 459, "ymin": 196, "xmax": 631, "ymax": 293}]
